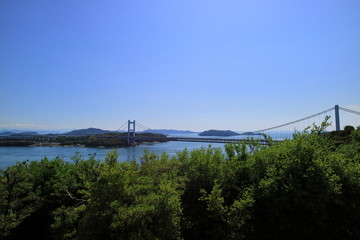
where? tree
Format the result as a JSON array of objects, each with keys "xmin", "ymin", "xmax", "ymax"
[{"xmin": 1, "ymin": 121, "xmax": 360, "ymax": 239}]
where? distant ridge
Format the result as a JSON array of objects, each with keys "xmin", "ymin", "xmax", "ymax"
[
  {"xmin": 142, "ymin": 129, "xmax": 197, "ymax": 135},
  {"xmin": 199, "ymin": 130, "xmax": 240, "ymax": 137},
  {"xmin": 11, "ymin": 131, "xmax": 39, "ymax": 136},
  {"xmin": 63, "ymin": 128, "xmax": 113, "ymax": 136},
  {"xmin": 0, "ymin": 128, "xmax": 198, "ymax": 137},
  {"xmin": 240, "ymin": 132, "xmax": 262, "ymax": 136},
  {"xmin": 0, "ymin": 131, "xmax": 39, "ymax": 136},
  {"xmin": 0, "ymin": 129, "xmax": 70, "ymax": 135},
  {"xmin": 0, "ymin": 131, "xmax": 15, "ymax": 136}
]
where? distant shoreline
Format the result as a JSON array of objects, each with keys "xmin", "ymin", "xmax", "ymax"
[
  {"xmin": 1, "ymin": 140, "xmax": 166, "ymax": 148},
  {"xmin": 0, "ymin": 144, "xmax": 116, "ymax": 149},
  {"xmin": 0, "ymin": 132, "xmax": 168, "ymax": 148}
]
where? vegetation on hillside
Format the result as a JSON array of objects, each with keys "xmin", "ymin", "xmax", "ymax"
[
  {"xmin": 62, "ymin": 128, "xmax": 113, "ymax": 136},
  {"xmin": 1, "ymin": 119, "xmax": 359, "ymax": 239},
  {"xmin": 0, "ymin": 140, "xmax": 35, "ymax": 146},
  {"xmin": 199, "ymin": 129, "xmax": 240, "ymax": 137},
  {"xmin": 0, "ymin": 132, "xmax": 167, "ymax": 147}
]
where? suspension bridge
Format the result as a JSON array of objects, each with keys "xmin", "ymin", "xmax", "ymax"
[
  {"xmin": 116, "ymin": 105, "xmax": 360, "ymax": 145},
  {"xmin": 2, "ymin": 105, "xmax": 359, "ymax": 146}
]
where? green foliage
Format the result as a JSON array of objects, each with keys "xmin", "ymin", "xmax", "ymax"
[
  {"xmin": 0, "ymin": 161, "xmax": 34, "ymax": 237},
  {"xmin": 0, "ymin": 132, "xmax": 169, "ymax": 148},
  {"xmin": 199, "ymin": 130, "xmax": 240, "ymax": 136},
  {"xmin": 1, "ymin": 120, "xmax": 360, "ymax": 239},
  {"xmin": 0, "ymin": 140, "xmax": 34, "ymax": 146}
]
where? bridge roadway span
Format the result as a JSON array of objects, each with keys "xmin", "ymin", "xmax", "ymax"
[
  {"xmin": 2, "ymin": 135, "xmax": 271, "ymax": 145},
  {"xmin": 113, "ymin": 136, "xmax": 271, "ymax": 145}
]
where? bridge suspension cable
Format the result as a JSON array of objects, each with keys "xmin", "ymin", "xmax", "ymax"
[
  {"xmin": 339, "ymin": 107, "xmax": 360, "ymax": 116},
  {"xmin": 135, "ymin": 121, "xmax": 151, "ymax": 131},
  {"xmin": 116, "ymin": 121, "xmax": 129, "ymax": 132},
  {"xmin": 254, "ymin": 107, "xmax": 335, "ymax": 133},
  {"xmin": 136, "ymin": 125, "xmax": 148, "ymax": 131}
]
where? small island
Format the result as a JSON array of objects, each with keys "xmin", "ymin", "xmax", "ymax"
[
  {"xmin": 240, "ymin": 132, "xmax": 263, "ymax": 136},
  {"xmin": 199, "ymin": 130, "xmax": 240, "ymax": 137}
]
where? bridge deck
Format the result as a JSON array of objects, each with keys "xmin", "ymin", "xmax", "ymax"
[
  {"xmin": 167, "ymin": 137, "xmax": 269, "ymax": 144},
  {"xmin": 108, "ymin": 136, "xmax": 271, "ymax": 144},
  {"xmin": 1, "ymin": 135, "xmax": 272, "ymax": 145}
]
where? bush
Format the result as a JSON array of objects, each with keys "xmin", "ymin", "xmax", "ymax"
[{"xmin": 1, "ymin": 123, "xmax": 359, "ymax": 239}]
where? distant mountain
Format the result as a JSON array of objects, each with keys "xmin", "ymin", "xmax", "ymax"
[
  {"xmin": 142, "ymin": 129, "xmax": 197, "ymax": 135},
  {"xmin": 0, "ymin": 129, "xmax": 25, "ymax": 134},
  {"xmin": 240, "ymin": 132, "xmax": 262, "ymax": 136},
  {"xmin": 0, "ymin": 131, "xmax": 15, "ymax": 136},
  {"xmin": 0, "ymin": 131, "xmax": 39, "ymax": 136},
  {"xmin": 37, "ymin": 130, "xmax": 70, "ymax": 135},
  {"xmin": 63, "ymin": 128, "xmax": 113, "ymax": 136},
  {"xmin": 0, "ymin": 130, "xmax": 32, "ymax": 135},
  {"xmin": 10, "ymin": 131, "xmax": 39, "ymax": 136},
  {"xmin": 199, "ymin": 130, "xmax": 240, "ymax": 137},
  {"xmin": 0, "ymin": 129, "xmax": 69, "ymax": 135}
]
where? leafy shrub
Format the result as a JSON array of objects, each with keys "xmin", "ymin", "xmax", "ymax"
[{"xmin": 1, "ymin": 121, "xmax": 360, "ymax": 239}]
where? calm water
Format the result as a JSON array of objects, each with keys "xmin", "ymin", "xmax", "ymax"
[
  {"xmin": 0, "ymin": 132, "xmax": 292, "ymax": 169},
  {"xmin": 0, "ymin": 141, "xmax": 225, "ymax": 169}
]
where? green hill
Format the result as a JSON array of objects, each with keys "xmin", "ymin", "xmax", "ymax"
[
  {"xmin": 64, "ymin": 128, "xmax": 113, "ymax": 136},
  {"xmin": 199, "ymin": 129, "xmax": 240, "ymax": 137}
]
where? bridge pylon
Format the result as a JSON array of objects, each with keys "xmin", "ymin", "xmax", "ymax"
[
  {"xmin": 127, "ymin": 120, "xmax": 136, "ymax": 145},
  {"xmin": 335, "ymin": 105, "xmax": 340, "ymax": 131}
]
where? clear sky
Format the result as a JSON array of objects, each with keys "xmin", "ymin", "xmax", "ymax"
[{"xmin": 1, "ymin": 0, "xmax": 359, "ymax": 132}]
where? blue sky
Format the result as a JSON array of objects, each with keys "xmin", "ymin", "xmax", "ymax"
[{"xmin": 1, "ymin": 0, "xmax": 359, "ymax": 132}]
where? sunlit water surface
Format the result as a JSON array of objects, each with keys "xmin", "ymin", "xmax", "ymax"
[{"xmin": 0, "ymin": 141, "xmax": 225, "ymax": 169}]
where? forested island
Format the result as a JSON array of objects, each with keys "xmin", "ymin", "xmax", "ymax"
[
  {"xmin": 240, "ymin": 131, "xmax": 263, "ymax": 135},
  {"xmin": 1, "ymin": 120, "xmax": 359, "ymax": 239},
  {"xmin": 198, "ymin": 130, "xmax": 263, "ymax": 137},
  {"xmin": 143, "ymin": 129, "xmax": 197, "ymax": 135},
  {"xmin": 0, "ymin": 131, "xmax": 168, "ymax": 147},
  {"xmin": 199, "ymin": 129, "xmax": 240, "ymax": 136}
]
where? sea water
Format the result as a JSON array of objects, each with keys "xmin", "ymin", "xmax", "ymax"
[{"xmin": 0, "ymin": 141, "xmax": 225, "ymax": 169}]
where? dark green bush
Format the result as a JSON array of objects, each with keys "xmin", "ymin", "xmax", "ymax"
[{"xmin": 1, "ymin": 122, "xmax": 359, "ymax": 239}]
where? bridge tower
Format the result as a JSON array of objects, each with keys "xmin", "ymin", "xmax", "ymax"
[
  {"xmin": 127, "ymin": 120, "xmax": 136, "ymax": 145},
  {"xmin": 335, "ymin": 105, "xmax": 340, "ymax": 131}
]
